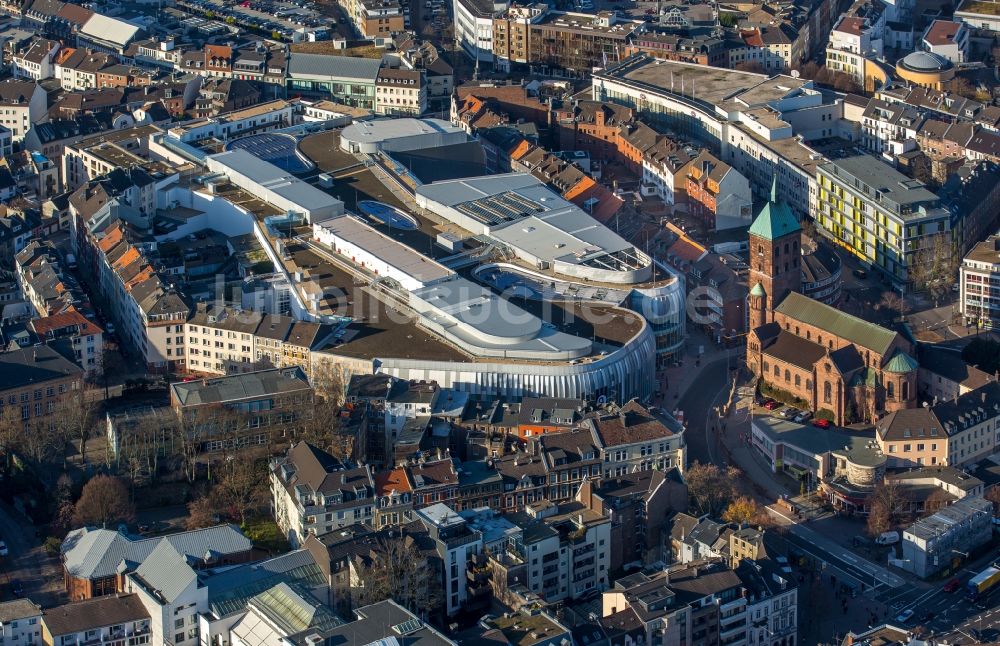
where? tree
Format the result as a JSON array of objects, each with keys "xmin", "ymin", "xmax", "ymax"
[
  {"xmin": 866, "ymin": 480, "xmax": 908, "ymax": 537},
  {"xmin": 909, "ymin": 233, "xmax": 958, "ymax": 306},
  {"xmin": 53, "ymin": 387, "xmax": 103, "ymax": 465},
  {"xmin": 962, "ymin": 337, "xmax": 1000, "ymax": 375},
  {"xmin": 722, "ymin": 496, "xmax": 761, "ymax": 525},
  {"xmin": 213, "ymin": 457, "xmax": 268, "ymax": 525},
  {"xmin": 299, "ymin": 360, "xmax": 349, "ymax": 458},
  {"xmin": 74, "ymin": 475, "xmax": 134, "ymax": 528},
  {"xmin": 186, "ymin": 496, "xmax": 219, "ymax": 530},
  {"xmin": 686, "ymin": 462, "xmax": 741, "ymax": 516},
  {"xmin": 879, "ymin": 290, "xmax": 909, "ymax": 325},
  {"xmin": 985, "ymin": 486, "xmax": 1000, "ymax": 517},
  {"xmin": 353, "ymin": 535, "xmax": 444, "ymax": 619}
]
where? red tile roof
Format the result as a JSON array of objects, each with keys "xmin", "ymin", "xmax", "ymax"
[
  {"xmin": 29, "ymin": 309, "xmax": 103, "ymax": 338},
  {"xmin": 835, "ymin": 16, "xmax": 865, "ymax": 36},
  {"xmin": 924, "ymin": 20, "xmax": 961, "ymax": 46}
]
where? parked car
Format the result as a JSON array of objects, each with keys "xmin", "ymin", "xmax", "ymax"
[
  {"xmin": 943, "ymin": 578, "xmax": 961, "ymax": 593},
  {"xmin": 779, "ymin": 407, "xmax": 798, "ymax": 419},
  {"xmin": 0, "ymin": 540, "xmax": 7, "ymax": 556},
  {"xmin": 812, "ymin": 418, "xmax": 832, "ymax": 429},
  {"xmin": 763, "ymin": 400, "xmax": 782, "ymax": 410},
  {"xmin": 894, "ymin": 609, "xmax": 914, "ymax": 624},
  {"xmin": 794, "ymin": 411, "xmax": 812, "ymax": 423},
  {"xmin": 875, "ymin": 531, "xmax": 899, "ymax": 545},
  {"xmin": 853, "ymin": 268, "xmax": 867, "ymax": 280}
]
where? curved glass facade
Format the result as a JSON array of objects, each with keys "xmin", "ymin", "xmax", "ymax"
[{"xmin": 629, "ymin": 269, "xmax": 686, "ymax": 365}]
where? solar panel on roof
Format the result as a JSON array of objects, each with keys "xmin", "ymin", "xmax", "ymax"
[{"xmin": 391, "ymin": 619, "xmax": 423, "ymax": 635}]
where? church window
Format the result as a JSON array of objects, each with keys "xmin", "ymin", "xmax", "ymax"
[
  {"xmin": 824, "ymin": 382, "xmax": 832, "ymax": 404},
  {"xmin": 806, "ymin": 331, "xmax": 811, "ymax": 340},
  {"xmin": 902, "ymin": 382, "xmax": 909, "ymax": 400},
  {"xmin": 785, "ymin": 370, "xmax": 791, "ymax": 383},
  {"xmin": 795, "ymin": 375, "xmax": 801, "ymax": 387},
  {"xmin": 806, "ymin": 379, "xmax": 812, "ymax": 390},
  {"xmin": 887, "ymin": 382, "xmax": 895, "ymax": 399},
  {"xmin": 762, "ymin": 361, "xmax": 769, "ymax": 373},
  {"xmin": 774, "ymin": 364, "xmax": 780, "ymax": 377}
]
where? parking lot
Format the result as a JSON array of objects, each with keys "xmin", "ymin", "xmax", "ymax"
[{"xmin": 176, "ymin": 0, "xmax": 331, "ymax": 39}]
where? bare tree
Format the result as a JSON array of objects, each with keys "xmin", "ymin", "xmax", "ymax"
[
  {"xmin": 213, "ymin": 457, "xmax": 268, "ymax": 525},
  {"xmin": 53, "ymin": 387, "xmax": 103, "ymax": 465},
  {"xmin": 686, "ymin": 462, "xmax": 742, "ymax": 517},
  {"xmin": 74, "ymin": 474, "xmax": 135, "ymax": 528},
  {"xmin": 879, "ymin": 291, "xmax": 909, "ymax": 325},
  {"xmin": 867, "ymin": 480, "xmax": 908, "ymax": 536},
  {"xmin": 909, "ymin": 233, "xmax": 959, "ymax": 306},
  {"xmin": 186, "ymin": 495, "xmax": 219, "ymax": 530},
  {"xmin": 353, "ymin": 535, "xmax": 444, "ymax": 619}
]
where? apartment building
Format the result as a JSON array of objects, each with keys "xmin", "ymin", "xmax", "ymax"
[
  {"xmin": 169, "ymin": 367, "xmax": 315, "ymax": 454},
  {"xmin": 877, "ymin": 382, "xmax": 1000, "ymax": 468},
  {"xmin": 270, "ymin": 441, "xmax": 376, "ymax": 547},
  {"xmin": 602, "ymin": 560, "xmax": 746, "ymax": 646},
  {"xmin": 0, "ymin": 79, "xmax": 48, "ymax": 144},
  {"xmin": 960, "ymin": 235, "xmax": 1000, "ymax": 329},
  {"xmin": 825, "ymin": 5, "xmax": 884, "ymax": 89},
  {"xmin": 346, "ymin": 0, "xmax": 405, "ymax": 38},
  {"xmin": 11, "ymin": 38, "xmax": 60, "ymax": 80},
  {"xmin": 816, "ymin": 155, "xmax": 950, "ymax": 285},
  {"xmin": 374, "ymin": 67, "xmax": 426, "ymax": 116},
  {"xmin": 28, "ymin": 310, "xmax": 104, "ymax": 375},
  {"xmin": 730, "ymin": 25, "xmax": 797, "ymax": 72},
  {"xmin": 185, "ymin": 304, "xmax": 260, "ymax": 375},
  {"xmin": 414, "ymin": 503, "xmax": 484, "ymax": 616},
  {"xmin": 0, "ymin": 600, "xmax": 43, "ymax": 646},
  {"xmin": 40, "ymin": 595, "xmax": 150, "ymax": 646},
  {"xmin": 587, "ymin": 399, "xmax": 686, "ymax": 476},
  {"xmin": 922, "ymin": 19, "xmax": 968, "ymax": 64},
  {"xmin": 87, "ymin": 224, "xmax": 188, "ymax": 373},
  {"xmin": 455, "ymin": 0, "xmax": 509, "ymax": 63},
  {"xmin": 0, "ymin": 345, "xmax": 84, "ymax": 422}
]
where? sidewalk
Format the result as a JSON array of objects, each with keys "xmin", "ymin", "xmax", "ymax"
[{"xmin": 655, "ymin": 328, "xmax": 735, "ymax": 408}]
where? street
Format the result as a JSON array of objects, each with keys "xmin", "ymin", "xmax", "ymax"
[{"xmin": 0, "ymin": 503, "xmax": 65, "ymax": 607}]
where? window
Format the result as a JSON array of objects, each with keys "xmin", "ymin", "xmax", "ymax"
[{"xmin": 824, "ymin": 382, "xmax": 832, "ymax": 404}]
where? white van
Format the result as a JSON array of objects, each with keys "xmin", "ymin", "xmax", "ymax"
[{"xmin": 875, "ymin": 531, "xmax": 899, "ymax": 545}]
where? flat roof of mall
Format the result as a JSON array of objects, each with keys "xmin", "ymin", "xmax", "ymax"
[
  {"xmin": 416, "ymin": 173, "xmax": 648, "ymax": 272},
  {"xmin": 207, "ymin": 149, "xmax": 343, "ymax": 214},
  {"xmin": 599, "ymin": 56, "xmax": 770, "ymax": 109},
  {"xmin": 340, "ymin": 118, "xmax": 464, "ymax": 146},
  {"xmin": 314, "ymin": 214, "xmax": 454, "ymax": 285}
]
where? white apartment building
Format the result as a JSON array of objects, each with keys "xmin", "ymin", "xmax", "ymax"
[
  {"xmin": 11, "ymin": 39, "xmax": 60, "ymax": 81},
  {"xmin": 826, "ymin": 8, "xmax": 884, "ymax": 88},
  {"xmin": 0, "ymin": 600, "xmax": 43, "ymax": 646},
  {"xmin": 375, "ymin": 67, "xmax": 427, "ymax": 116},
  {"xmin": 961, "ymin": 235, "xmax": 1000, "ymax": 329},
  {"xmin": 922, "ymin": 20, "xmax": 969, "ymax": 64},
  {"xmin": 0, "ymin": 80, "xmax": 48, "ymax": 144},
  {"xmin": 270, "ymin": 442, "xmax": 376, "ymax": 547},
  {"xmin": 454, "ymin": 0, "xmax": 508, "ymax": 63},
  {"xmin": 415, "ymin": 504, "xmax": 484, "ymax": 616},
  {"xmin": 587, "ymin": 400, "xmax": 686, "ymax": 476},
  {"xmin": 126, "ymin": 543, "xmax": 209, "ymax": 646}
]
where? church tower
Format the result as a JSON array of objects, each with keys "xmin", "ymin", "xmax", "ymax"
[{"xmin": 747, "ymin": 177, "xmax": 801, "ymax": 330}]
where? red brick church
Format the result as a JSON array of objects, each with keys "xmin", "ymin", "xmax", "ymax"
[{"xmin": 745, "ymin": 181, "xmax": 918, "ymax": 424}]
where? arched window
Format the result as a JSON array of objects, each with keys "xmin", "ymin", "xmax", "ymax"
[
  {"xmin": 775, "ymin": 246, "xmax": 781, "ymax": 258},
  {"xmin": 902, "ymin": 381, "xmax": 909, "ymax": 400},
  {"xmin": 887, "ymin": 381, "xmax": 895, "ymax": 399},
  {"xmin": 784, "ymin": 243, "xmax": 790, "ymax": 254},
  {"xmin": 774, "ymin": 364, "xmax": 780, "ymax": 377},
  {"xmin": 829, "ymin": 340, "xmax": 834, "ymax": 350},
  {"xmin": 785, "ymin": 369, "xmax": 791, "ymax": 383},
  {"xmin": 793, "ymin": 240, "xmax": 798, "ymax": 254},
  {"xmin": 762, "ymin": 361, "xmax": 769, "ymax": 373},
  {"xmin": 824, "ymin": 382, "xmax": 832, "ymax": 404},
  {"xmin": 806, "ymin": 379, "xmax": 812, "ymax": 390},
  {"xmin": 806, "ymin": 330, "xmax": 811, "ymax": 340},
  {"xmin": 818, "ymin": 335, "xmax": 823, "ymax": 345},
  {"xmin": 794, "ymin": 375, "xmax": 801, "ymax": 387}
]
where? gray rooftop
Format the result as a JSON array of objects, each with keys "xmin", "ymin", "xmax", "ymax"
[
  {"xmin": 314, "ymin": 215, "xmax": 453, "ymax": 285},
  {"xmin": 903, "ymin": 495, "xmax": 992, "ymax": 542},
  {"xmin": 752, "ymin": 416, "xmax": 886, "ymax": 468},
  {"xmin": 207, "ymin": 149, "xmax": 343, "ymax": 216},
  {"xmin": 819, "ymin": 155, "xmax": 942, "ymax": 219},
  {"xmin": 170, "ymin": 367, "xmax": 311, "ymax": 408},
  {"xmin": 287, "ymin": 53, "xmax": 381, "ymax": 82},
  {"xmin": 416, "ymin": 173, "xmax": 650, "ymax": 277},
  {"xmin": 340, "ymin": 118, "xmax": 464, "ymax": 146},
  {"xmin": 62, "ymin": 525, "xmax": 251, "ymax": 581}
]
